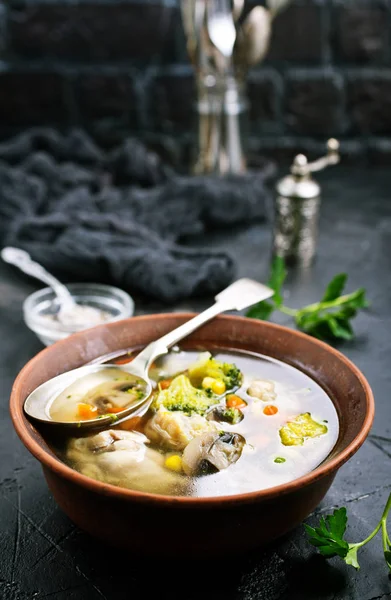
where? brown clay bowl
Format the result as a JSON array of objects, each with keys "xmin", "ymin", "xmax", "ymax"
[{"xmin": 10, "ymin": 314, "xmax": 374, "ymax": 557}]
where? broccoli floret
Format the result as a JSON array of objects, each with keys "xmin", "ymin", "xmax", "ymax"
[
  {"xmin": 222, "ymin": 407, "xmax": 243, "ymax": 424},
  {"xmin": 223, "ymin": 364, "xmax": 242, "ymax": 389},
  {"xmin": 187, "ymin": 352, "xmax": 242, "ymax": 390},
  {"xmin": 279, "ymin": 413, "xmax": 328, "ymax": 446},
  {"xmin": 151, "ymin": 374, "xmax": 220, "ymax": 416},
  {"xmin": 206, "ymin": 405, "xmax": 244, "ymax": 425}
]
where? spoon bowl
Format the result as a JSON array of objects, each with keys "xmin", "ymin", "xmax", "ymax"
[
  {"xmin": 23, "ymin": 278, "xmax": 274, "ymax": 431},
  {"xmin": 207, "ymin": 0, "xmax": 237, "ymax": 63},
  {"xmin": 24, "ymin": 363, "xmax": 153, "ymax": 430},
  {"xmin": 234, "ymin": 6, "xmax": 272, "ymax": 72}
]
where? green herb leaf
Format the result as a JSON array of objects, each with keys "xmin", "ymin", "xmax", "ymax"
[
  {"xmin": 345, "ymin": 545, "xmax": 360, "ymax": 569},
  {"xmin": 246, "ymin": 301, "xmax": 275, "ymax": 320},
  {"xmin": 321, "ymin": 273, "xmax": 347, "ymax": 302},
  {"xmin": 328, "ymin": 317, "xmax": 354, "ymax": 340},
  {"xmin": 246, "ymin": 256, "xmax": 287, "ymax": 320},
  {"xmin": 327, "ymin": 505, "xmax": 348, "ymax": 539},
  {"xmin": 305, "ymin": 494, "xmax": 391, "ymax": 574},
  {"xmin": 304, "ymin": 508, "xmax": 350, "ymax": 559},
  {"xmin": 245, "ymin": 257, "xmax": 368, "ymax": 343},
  {"xmin": 295, "ymin": 288, "xmax": 368, "ymax": 342},
  {"xmin": 268, "ymin": 255, "xmax": 287, "ymax": 307},
  {"xmin": 97, "ymin": 413, "xmax": 118, "ymax": 420}
]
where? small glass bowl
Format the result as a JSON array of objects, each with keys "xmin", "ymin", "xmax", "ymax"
[{"xmin": 23, "ymin": 283, "xmax": 135, "ymax": 346}]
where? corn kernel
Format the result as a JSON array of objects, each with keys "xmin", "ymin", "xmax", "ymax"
[
  {"xmin": 211, "ymin": 379, "xmax": 226, "ymax": 395},
  {"xmin": 165, "ymin": 455, "xmax": 183, "ymax": 473},
  {"xmin": 202, "ymin": 376, "xmax": 216, "ymax": 390}
]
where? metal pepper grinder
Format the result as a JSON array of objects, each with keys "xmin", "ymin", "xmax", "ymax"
[{"xmin": 272, "ymin": 138, "xmax": 340, "ymax": 267}]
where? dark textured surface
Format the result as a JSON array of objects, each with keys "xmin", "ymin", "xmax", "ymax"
[
  {"xmin": 285, "ymin": 69, "xmax": 346, "ymax": 136},
  {"xmin": 149, "ymin": 68, "xmax": 196, "ymax": 134},
  {"xmin": 77, "ymin": 74, "xmax": 138, "ymax": 124},
  {"xmin": 334, "ymin": 2, "xmax": 390, "ymax": 64},
  {"xmin": 0, "ymin": 71, "xmax": 69, "ymax": 127},
  {"xmin": 247, "ymin": 69, "xmax": 282, "ymax": 134},
  {"xmin": 1, "ymin": 165, "xmax": 391, "ymax": 599},
  {"xmin": 263, "ymin": 0, "xmax": 325, "ymax": 63},
  {"xmin": 8, "ymin": 3, "xmax": 177, "ymax": 62},
  {"xmin": 347, "ymin": 71, "xmax": 391, "ymax": 135},
  {"xmin": 1, "ymin": 0, "xmax": 391, "ymax": 161}
]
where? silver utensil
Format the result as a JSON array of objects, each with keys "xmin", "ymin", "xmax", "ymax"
[
  {"xmin": 23, "ymin": 278, "xmax": 274, "ymax": 431},
  {"xmin": 206, "ymin": 0, "xmax": 237, "ymax": 70},
  {"xmin": 180, "ymin": 0, "xmax": 292, "ymax": 176},
  {"xmin": 232, "ymin": 0, "xmax": 245, "ymax": 22},
  {"xmin": 266, "ymin": 0, "xmax": 291, "ymax": 19},
  {"xmin": 1, "ymin": 246, "xmax": 105, "ymax": 329},
  {"xmin": 205, "ymin": 1, "xmax": 240, "ymax": 173},
  {"xmin": 234, "ymin": 6, "xmax": 272, "ymax": 72},
  {"xmin": 223, "ymin": 81, "xmax": 247, "ymax": 174},
  {"xmin": 194, "ymin": 77, "xmax": 247, "ymax": 175},
  {"xmin": 180, "ymin": 0, "xmax": 197, "ymax": 63},
  {"xmin": 181, "ymin": 0, "xmax": 207, "ymax": 66}
]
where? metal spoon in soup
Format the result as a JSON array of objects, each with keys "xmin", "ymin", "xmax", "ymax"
[{"xmin": 24, "ymin": 278, "xmax": 274, "ymax": 431}]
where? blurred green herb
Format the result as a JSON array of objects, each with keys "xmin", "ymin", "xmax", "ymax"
[
  {"xmin": 246, "ymin": 256, "xmax": 369, "ymax": 342},
  {"xmin": 304, "ymin": 493, "xmax": 391, "ymax": 572},
  {"xmin": 97, "ymin": 414, "xmax": 118, "ymax": 421}
]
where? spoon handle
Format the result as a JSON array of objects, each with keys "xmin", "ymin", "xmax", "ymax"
[
  {"xmin": 1, "ymin": 246, "xmax": 75, "ymax": 306},
  {"xmin": 130, "ymin": 278, "xmax": 274, "ymax": 375}
]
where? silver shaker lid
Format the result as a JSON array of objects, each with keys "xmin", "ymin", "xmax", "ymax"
[{"xmin": 276, "ymin": 139, "xmax": 340, "ymax": 200}]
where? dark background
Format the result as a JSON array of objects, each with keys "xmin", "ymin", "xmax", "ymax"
[{"xmin": 1, "ymin": 0, "xmax": 391, "ymax": 166}]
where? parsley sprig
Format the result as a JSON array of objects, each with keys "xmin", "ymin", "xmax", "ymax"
[
  {"xmin": 246, "ymin": 257, "xmax": 369, "ymax": 342},
  {"xmin": 304, "ymin": 493, "xmax": 391, "ymax": 572}
]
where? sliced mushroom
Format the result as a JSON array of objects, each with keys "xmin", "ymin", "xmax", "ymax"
[
  {"xmin": 182, "ymin": 431, "xmax": 245, "ymax": 476},
  {"xmin": 247, "ymin": 379, "xmax": 276, "ymax": 402},
  {"xmin": 84, "ymin": 378, "xmax": 146, "ymax": 410},
  {"xmin": 93, "ymin": 396, "xmax": 114, "ymax": 411},
  {"xmin": 206, "ymin": 405, "xmax": 244, "ymax": 425}
]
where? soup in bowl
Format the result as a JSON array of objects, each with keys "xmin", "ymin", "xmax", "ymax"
[
  {"xmin": 51, "ymin": 348, "xmax": 339, "ymax": 498},
  {"xmin": 9, "ymin": 314, "xmax": 374, "ymax": 557}
]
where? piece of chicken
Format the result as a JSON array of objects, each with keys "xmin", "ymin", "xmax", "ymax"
[
  {"xmin": 144, "ymin": 407, "xmax": 220, "ymax": 451},
  {"xmin": 66, "ymin": 429, "xmax": 184, "ymax": 495}
]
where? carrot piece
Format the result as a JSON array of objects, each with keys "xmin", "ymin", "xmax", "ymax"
[
  {"xmin": 106, "ymin": 406, "xmax": 124, "ymax": 413},
  {"xmin": 226, "ymin": 394, "xmax": 247, "ymax": 409},
  {"xmin": 114, "ymin": 355, "xmax": 134, "ymax": 365},
  {"xmin": 263, "ymin": 405, "xmax": 278, "ymax": 416},
  {"xmin": 77, "ymin": 403, "xmax": 98, "ymax": 420},
  {"xmin": 159, "ymin": 379, "xmax": 172, "ymax": 390}
]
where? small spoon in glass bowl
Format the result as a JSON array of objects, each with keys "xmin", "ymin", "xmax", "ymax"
[
  {"xmin": 1, "ymin": 246, "xmax": 108, "ymax": 329},
  {"xmin": 23, "ymin": 278, "xmax": 274, "ymax": 431}
]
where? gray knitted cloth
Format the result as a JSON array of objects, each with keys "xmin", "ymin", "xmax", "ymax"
[{"xmin": 0, "ymin": 128, "xmax": 274, "ymax": 303}]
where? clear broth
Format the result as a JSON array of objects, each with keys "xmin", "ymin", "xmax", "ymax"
[{"xmin": 53, "ymin": 348, "xmax": 339, "ymax": 498}]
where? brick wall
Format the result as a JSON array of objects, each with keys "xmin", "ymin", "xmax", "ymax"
[{"xmin": 1, "ymin": 0, "xmax": 391, "ymax": 166}]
